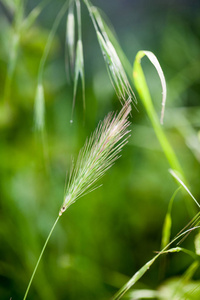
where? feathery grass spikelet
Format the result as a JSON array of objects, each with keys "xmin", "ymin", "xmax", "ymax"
[
  {"xmin": 59, "ymin": 100, "xmax": 131, "ymax": 216},
  {"xmin": 96, "ymin": 28, "xmax": 135, "ymax": 104},
  {"xmin": 82, "ymin": 0, "xmax": 135, "ymax": 105}
]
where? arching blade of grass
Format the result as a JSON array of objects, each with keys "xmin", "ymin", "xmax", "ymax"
[
  {"xmin": 169, "ymin": 169, "xmax": 200, "ymax": 209},
  {"xmin": 133, "ymin": 51, "xmax": 184, "ymax": 179},
  {"xmin": 161, "ymin": 187, "xmax": 181, "ymax": 249}
]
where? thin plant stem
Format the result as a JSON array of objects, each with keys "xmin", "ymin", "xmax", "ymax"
[
  {"xmin": 37, "ymin": 1, "xmax": 70, "ymax": 83},
  {"xmin": 23, "ymin": 215, "xmax": 60, "ymax": 300}
]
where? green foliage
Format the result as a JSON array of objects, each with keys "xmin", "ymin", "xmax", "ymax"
[{"xmin": 0, "ymin": 0, "xmax": 200, "ymax": 299}]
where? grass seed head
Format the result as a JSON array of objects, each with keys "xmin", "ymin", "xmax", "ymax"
[{"xmin": 59, "ymin": 100, "xmax": 131, "ymax": 216}]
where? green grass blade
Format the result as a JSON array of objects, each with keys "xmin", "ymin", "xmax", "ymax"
[
  {"xmin": 112, "ymin": 246, "xmax": 197, "ymax": 300},
  {"xmin": 133, "ymin": 51, "xmax": 184, "ymax": 178},
  {"xmin": 112, "ymin": 257, "xmax": 157, "ymax": 300},
  {"xmin": 141, "ymin": 51, "xmax": 167, "ymax": 124},
  {"xmin": 161, "ymin": 187, "xmax": 181, "ymax": 249},
  {"xmin": 169, "ymin": 169, "xmax": 200, "ymax": 209},
  {"xmin": 112, "ymin": 223, "xmax": 200, "ymax": 299},
  {"xmin": 21, "ymin": 3, "xmax": 43, "ymax": 32},
  {"xmin": 127, "ymin": 289, "xmax": 158, "ymax": 299},
  {"xmin": 194, "ymin": 232, "xmax": 200, "ymax": 256}
]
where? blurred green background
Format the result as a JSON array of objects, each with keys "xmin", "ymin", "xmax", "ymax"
[{"xmin": 0, "ymin": 0, "xmax": 200, "ymax": 299}]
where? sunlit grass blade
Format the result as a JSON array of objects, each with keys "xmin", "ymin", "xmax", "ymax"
[
  {"xmin": 112, "ymin": 256, "xmax": 157, "ymax": 300},
  {"xmin": 141, "ymin": 51, "xmax": 167, "ymax": 124},
  {"xmin": 161, "ymin": 187, "xmax": 181, "ymax": 249},
  {"xmin": 194, "ymin": 232, "xmax": 200, "ymax": 256},
  {"xmin": 169, "ymin": 169, "xmax": 200, "ymax": 209},
  {"xmin": 133, "ymin": 51, "xmax": 184, "ymax": 179},
  {"xmin": 127, "ymin": 289, "xmax": 158, "ymax": 299}
]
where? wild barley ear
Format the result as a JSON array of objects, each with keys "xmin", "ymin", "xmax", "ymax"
[
  {"xmin": 83, "ymin": 1, "xmax": 136, "ymax": 106},
  {"xmin": 97, "ymin": 31, "xmax": 135, "ymax": 105},
  {"xmin": 59, "ymin": 99, "xmax": 132, "ymax": 216}
]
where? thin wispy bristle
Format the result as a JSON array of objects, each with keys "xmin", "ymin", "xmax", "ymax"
[{"xmin": 59, "ymin": 100, "xmax": 131, "ymax": 215}]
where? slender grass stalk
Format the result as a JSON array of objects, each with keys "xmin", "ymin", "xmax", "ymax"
[
  {"xmin": 23, "ymin": 100, "xmax": 131, "ymax": 299},
  {"xmin": 34, "ymin": 0, "xmax": 70, "ymax": 132},
  {"xmin": 37, "ymin": 1, "xmax": 70, "ymax": 84},
  {"xmin": 112, "ymin": 225, "xmax": 200, "ymax": 300},
  {"xmin": 23, "ymin": 216, "xmax": 60, "ymax": 300}
]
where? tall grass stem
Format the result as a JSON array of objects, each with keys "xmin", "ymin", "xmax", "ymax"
[{"xmin": 23, "ymin": 216, "xmax": 60, "ymax": 300}]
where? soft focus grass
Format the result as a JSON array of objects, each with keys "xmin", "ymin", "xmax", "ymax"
[{"xmin": 0, "ymin": 1, "xmax": 200, "ymax": 299}]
